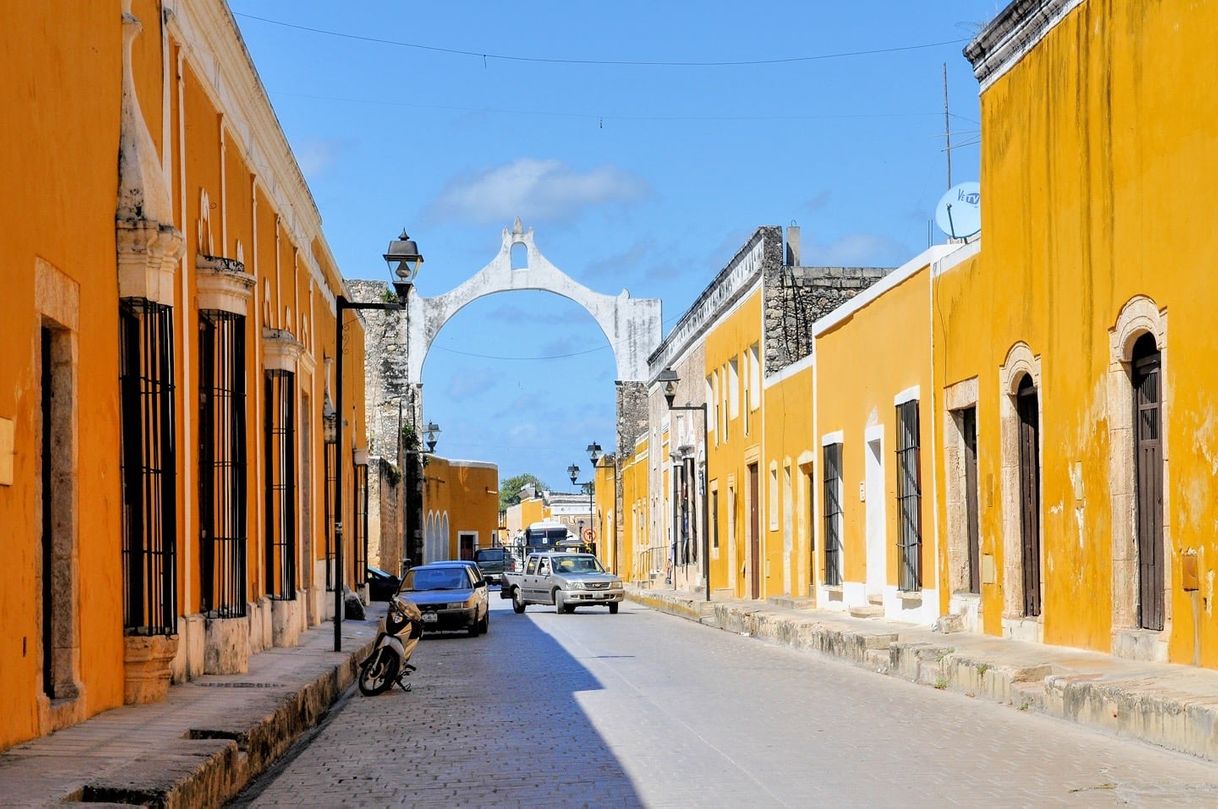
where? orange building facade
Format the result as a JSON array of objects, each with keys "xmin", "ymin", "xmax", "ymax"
[
  {"xmin": 422, "ymin": 457, "xmax": 500, "ymax": 562},
  {"xmin": 0, "ymin": 0, "xmax": 371, "ymax": 750}
]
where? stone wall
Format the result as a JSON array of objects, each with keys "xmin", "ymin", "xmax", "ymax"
[
  {"xmin": 763, "ymin": 264, "xmax": 890, "ymax": 376},
  {"xmin": 347, "ymin": 279, "xmax": 422, "ymax": 574}
]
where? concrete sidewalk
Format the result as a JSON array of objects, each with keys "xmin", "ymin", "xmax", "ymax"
[
  {"xmin": 0, "ymin": 608, "xmax": 383, "ymax": 808},
  {"xmin": 629, "ymin": 587, "xmax": 1218, "ymax": 764}
]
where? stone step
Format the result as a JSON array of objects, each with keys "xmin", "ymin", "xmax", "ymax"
[{"xmin": 849, "ymin": 604, "xmax": 885, "ymax": 619}]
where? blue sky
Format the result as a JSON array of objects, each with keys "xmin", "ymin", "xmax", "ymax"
[{"xmin": 231, "ymin": 0, "xmax": 1001, "ymax": 493}]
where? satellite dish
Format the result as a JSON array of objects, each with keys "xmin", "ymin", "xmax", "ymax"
[{"xmin": 935, "ymin": 182, "xmax": 981, "ymax": 240}]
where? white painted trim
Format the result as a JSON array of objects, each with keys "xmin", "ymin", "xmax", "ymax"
[
  {"xmin": 764, "ymin": 349, "xmax": 814, "ymax": 390},
  {"xmin": 932, "ymin": 239, "xmax": 981, "ymax": 278},
  {"xmin": 812, "ymin": 245, "xmax": 956, "ymax": 337},
  {"xmin": 964, "ymin": 0, "xmax": 1086, "ymax": 93},
  {"xmin": 663, "ymin": 277, "xmax": 762, "ymax": 374},
  {"xmin": 864, "ymin": 424, "xmax": 885, "ymax": 442},
  {"xmin": 893, "ymin": 386, "xmax": 920, "ymax": 407},
  {"xmin": 820, "ymin": 430, "xmax": 844, "ymax": 447},
  {"xmin": 439, "ymin": 459, "xmax": 499, "ymax": 471}
]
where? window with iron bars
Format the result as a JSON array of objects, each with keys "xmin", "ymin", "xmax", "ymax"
[
  {"xmin": 119, "ymin": 299, "xmax": 178, "ymax": 635},
  {"xmin": 323, "ymin": 439, "xmax": 336, "ymax": 590},
  {"xmin": 354, "ymin": 462, "xmax": 368, "ymax": 588},
  {"xmin": 199, "ymin": 311, "xmax": 247, "ymax": 618},
  {"xmin": 264, "ymin": 370, "xmax": 297, "ymax": 599},
  {"xmin": 822, "ymin": 443, "xmax": 843, "ymax": 587},
  {"xmin": 896, "ymin": 400, "xmax": 923, "ymax": 592}
]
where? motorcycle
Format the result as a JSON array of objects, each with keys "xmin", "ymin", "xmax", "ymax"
[{"xmin": 358, "ymin": 596, "xmax": 423, "ymax": 696}]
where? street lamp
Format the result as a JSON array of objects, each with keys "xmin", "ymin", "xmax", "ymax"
[
  {"xmin": 333, "ymin": 230, "xmax": 424, "ymax": 652},
  {"xmin": 657, "ymin": 367, "xmax": 711, "ymax": 602},
  {"xmin": 568, "ymin": 446, "xmax": 600, "ymax": 554}
]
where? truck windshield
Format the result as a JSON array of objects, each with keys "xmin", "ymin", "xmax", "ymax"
[
  {"xmin": 474, "ymin": 549, "xmax": 505, "ymax": 562},
  {"xmin": 553, "ymin": 556, "xmax": 603, "ymax": 574}
]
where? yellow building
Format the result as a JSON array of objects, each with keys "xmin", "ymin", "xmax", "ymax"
[
  {"xmin": 928, "ymin": 0, "xmax": 1218, "ymax": 667},
  {"xmin": 810, "ymin": 246, "xmax": 971, "ymax": 623},
  {"xmin": 0, "ymin": 0, "xmax": 372, "ymax": 750},
  {"xmin": 421, "ymin": 457, "xmax": 499, "ymax": 561},
  {"xmin": 640, "ymin": 226, "xmax": 887, "ymax": 600}
]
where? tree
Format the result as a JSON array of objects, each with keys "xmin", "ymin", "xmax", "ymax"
[{"xmin": 499, "ymin": 473, "xmax": 547, "ymax": 512}]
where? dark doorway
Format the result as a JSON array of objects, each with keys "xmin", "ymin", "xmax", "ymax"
[
  {"xmin": 961, "ymin": 407, "xmax": 981, "ymax": 594},
  {"xmin": 1132, "ymin": 333, "xmax": 1164, "ymax": 631},
  {"xmin": 40, "ymin": 326, "xmax": 54, "ymax": 698},
  {"xmin": 823, "ymin": 445, "xmax": 843, "ymax": 587},
  {"xmin": 1016, "ymin": 375, "xmax": 1041, "ymax": 617},
  {"xmin": 748, "ymin": 463, "xmax": 760, "ymax": 599}
]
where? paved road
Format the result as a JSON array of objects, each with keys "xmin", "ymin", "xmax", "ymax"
[{"xmin": 235, "ymin": 598, "xmax": 1218, "ymax": 808}]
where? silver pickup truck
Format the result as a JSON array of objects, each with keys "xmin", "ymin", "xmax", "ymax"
[{"xmin": 500, "ymin": 552, "xmax": 624, "ymax": 614}]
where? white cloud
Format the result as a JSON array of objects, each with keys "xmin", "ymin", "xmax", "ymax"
[{"xmin": 429, "ymin": 158, "xmax": 647, "ymax": 224}]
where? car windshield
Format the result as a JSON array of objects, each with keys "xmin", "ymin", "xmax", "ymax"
[
  {"xmin": 553, "ymin": 556, "xmax": 603, "ymax": 574},
  {"xmin": 401, "ymin": 567, "xmax": 469, "ymax": 591},
  {"xmin": 474, "ymin": 549, "xmax": 505, "ymax": 562}
]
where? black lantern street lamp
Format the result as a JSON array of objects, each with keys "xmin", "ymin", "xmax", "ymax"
[
  {"xmin": 332, "ymin": 231, "xmax": 423, "ymax": 652},
  {"xmin": 567, "ymin": 441, "xmax": 603, "ymax": 555},
  {"xmin": 656, "ymin": 367, "xmax": 711, "ymax": 602}
]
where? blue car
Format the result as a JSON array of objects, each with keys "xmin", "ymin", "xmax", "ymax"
[{"xmin": 397, "ymin": 561, "xmax": 489, "ymax": 637}]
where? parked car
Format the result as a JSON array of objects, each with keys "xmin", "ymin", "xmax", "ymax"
[
  {"xmin": 500, "ymin": 552, "xmax": 623, "ymax": 614},
  {"xmin": 366, "ymin": 566, "xmax": 402, "ymax": 602},
  {"xmin": 397, "ymin": 561, "xmax": 489, "ymax": 636},
  {"xmin": 472, "ymin": 547, "xmax": 513, "ymax": 584}
]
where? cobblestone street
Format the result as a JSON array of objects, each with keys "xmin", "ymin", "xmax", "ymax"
[{"xmin": 233, "ymin": 600, "xmax": 1218, "ymax": 808}]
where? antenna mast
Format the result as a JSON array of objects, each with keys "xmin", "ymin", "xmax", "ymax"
[{"xmin": 943, "ymin": 62, "xmax": 952, "ymax": 189}]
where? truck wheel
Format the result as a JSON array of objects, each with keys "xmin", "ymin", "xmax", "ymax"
[
  {"xmin": 512, "ymin": 589, "xmax": 526, "ymax": 614},
  {"xmin": 609, "ymin": 602, "xmax": 619, "ymax": 615},
  {"xmin": 554, "ymin": 590, "xmax": 571, "ymax": 614}
]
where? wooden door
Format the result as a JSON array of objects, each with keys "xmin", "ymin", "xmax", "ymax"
[
  {"xmin": 961, "ymin": 407, "xmax": 981, "ymax": 594},
  {"xmin": 748, "ymin": 463, "xmax": 760, "ymax": 599},
  {"xmin": 1132, "ymin": 335, "xmax": 1164, "ymax": 631},
  {"xmin": 1016, "ymin": 377, "xmax": 1041, "ymax": 617}
]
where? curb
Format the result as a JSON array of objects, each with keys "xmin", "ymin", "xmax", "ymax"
[
  {"xmin": 629, "ymin": 589, "xmax": 1218, "ymax": 763},
  {"xmin": 75, "ymin": 636, "xmax": 375, "ymax": 808}
]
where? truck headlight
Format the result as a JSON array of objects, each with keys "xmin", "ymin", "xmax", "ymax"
[{"xmin": 566, "ymin": 581, "xmax": 585, "ymax": 590}]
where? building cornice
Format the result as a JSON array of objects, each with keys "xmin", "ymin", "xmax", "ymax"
[
  {"xmin": 647, "ymin": 227, "xmax": 775, "ymax": 378},
  {"xmin": 964, "ymin": 0, "xmax": 1086, "ymax": 92},
  {"xmin": 164, "ymin": 0, "xmax": 343, "ymax": 310}
]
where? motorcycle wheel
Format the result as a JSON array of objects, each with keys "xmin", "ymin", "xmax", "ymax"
[{"xmin": 358, "ymin": 647, "xmax": 400, "ymax": 696}]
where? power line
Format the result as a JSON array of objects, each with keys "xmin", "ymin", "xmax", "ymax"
[
  {"xmin": 233, "ymin": 12, "xmax": 968, "ymax": 69},
  {"xmin": 270, "ymin": 89, "xmax": 955, "ymax": 124}
]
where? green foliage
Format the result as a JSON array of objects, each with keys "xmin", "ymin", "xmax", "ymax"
[{"xmin": 499, "ymin": 472, "xmax": 548, "ymax": 512}]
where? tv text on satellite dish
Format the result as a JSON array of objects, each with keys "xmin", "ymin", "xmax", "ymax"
[{"xmin": 934, "ymin": 182, "xmax": 981, "ymax": 241}]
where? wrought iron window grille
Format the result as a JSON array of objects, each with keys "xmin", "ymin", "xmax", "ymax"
[
  {"xmin": 199, "ymin": 311, "xmax": 248, "ymax": 619},
  {"xmin": 119, "ymin": 299, "xmax": 178, "ymax": 636}
]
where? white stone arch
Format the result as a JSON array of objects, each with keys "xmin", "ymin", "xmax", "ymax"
[
  {"xmin": 405, "ymin": 219, "xmax": 661, "ymax": 384},
  {"xmin": 1107, "ymin": 295, "xmax": 1170, "ymax": 661},
  {"xmin": 998, "ymin": 341, "xmax": 1044, "ymax": 642}
]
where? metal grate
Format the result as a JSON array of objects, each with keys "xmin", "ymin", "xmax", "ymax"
[
  {"xmin": 264, "ymin": 370, "xmax": 297, "ymax": 600},
  {"xmin": 119, "ymin": 299, "xmax": 178, "ymax": 636},
  {"xmin": 199, "ymin": 311, "xmax": 248, "ymax": 618},
  {"xmin": 822, "ymin": 444, "xmax": 843, "ymax": 587},
  {"xmin": 323, "ymin": 440, "xmax": 336, "ymax": 590},
  {"xmin": 896, "ymin": 400, "xmax": 922, "ymax": 592}
]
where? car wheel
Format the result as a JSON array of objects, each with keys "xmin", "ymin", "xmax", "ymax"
[
  {"xmin": 467, "ymin": 616, "xmax": 479, "ymax": 637},
  {"xmin": 480, "ymin": 611, "xmax": 490, "ymax": 634},
  {"xmin": 553, "ymin": 590, "xmax": 566, "ymax": 614},
  {"xmin": 512, "ymin": 588, "xmax": 526, "ymax": 614},
  {"xmin": 609, "ymin": 602, "xmax": 619, "ymax": 615}
]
